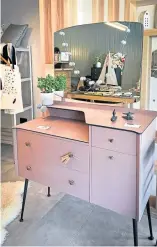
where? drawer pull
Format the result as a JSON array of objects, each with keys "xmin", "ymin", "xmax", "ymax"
[
  {"xmin": 25, "ymin": 142, "xmax": 31, "ymax": 147},
  {"xmin": 68, "ymin": 180, "xmax": 75, "ymax": 185},
  {"xmin": 26, "ymin": 166, "xmax": 31, "ymax": 171},
  {"xmin": 108, "ymin": 138, "xmax": 114, "ymax": 143},
  {"xmin": 109, "ymin": 156, "xmax": 113, "ymax": 160},
  {"xmin": 61, "ymin": 152, "xmax": 73, "ymax": 164}
]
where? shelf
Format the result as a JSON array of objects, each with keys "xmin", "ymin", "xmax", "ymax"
[
  {"xmin": 144, "ymin": 29, "xmax": 157, "ymax": 37},
  {"xmin": 21, "ymin": 78, "xmax": 31, "ymax": 82}
]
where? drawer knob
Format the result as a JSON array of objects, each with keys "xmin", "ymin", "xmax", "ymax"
[
  {"xmin": 109, "ymin": 156, "xmax": 113, "ymax": 160},
  {"xmin": 25, "ymin": 142, "xmax": 31, "ymax": 147},
  {"xmin": 108, "ymin": 138, "xmax": 114, "ymax": 143},
  {"xmin": 26, "ymin": 166, "xmax": 31, "ymax": 171},
  {"xmin": 153, "ymin": 99, "xmax": 155, "ymax": 102},
  {"xmin": 68, "ymin": 180, "xmax": 75, "ymax": 185}
]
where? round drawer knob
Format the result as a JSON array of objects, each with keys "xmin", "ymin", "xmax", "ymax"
[
  {"xmin": 26, "ymin": 166, "xmax": 31, "ymax": 171},
  {"xmin": 68, "ymin": 180, "xmax": 75, "ymax": 185},
  {"xmin": 109, "ymin": 156, "xmax": 113, "ymax": 160},
  {"xmin": 153, "ymin": 99, "xmax": 155, "ymax": 102},
  {"xmin": 108, "ymin": 138, "xmax": 114, "ymax": 143},
  {"xmin": 25, "ymin": 142, "xmax": 31, "ymax": 147}
]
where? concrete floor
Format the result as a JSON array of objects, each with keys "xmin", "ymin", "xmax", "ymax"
[{"xmin": 1, "ymin": 144, "xmax": 157, "ymax": 246}]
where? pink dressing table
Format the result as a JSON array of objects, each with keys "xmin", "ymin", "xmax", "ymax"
[{"xmin": 13, "ymin": 101, "xmax": 157, "ymax": 246}]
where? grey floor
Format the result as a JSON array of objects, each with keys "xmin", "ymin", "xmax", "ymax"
[{"xmin": 1, "ymin": 144, "xmax": 157, "ymax": 246}]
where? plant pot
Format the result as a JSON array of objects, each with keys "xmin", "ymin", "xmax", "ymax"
[
  {"xmin": 96, "ymin": 62, "xmax": 101, "ymax": 68},
  {"xmin": 40, "ymin": 92, "xmax": 54, "ymax": 106},
  {"xmin": 54, "ymin": 90, "xmax": 64, "ymax": 101}
]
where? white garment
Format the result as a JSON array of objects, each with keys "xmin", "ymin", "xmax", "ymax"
[{"xmin": 0, "ymin": 64, "xmax": 23, "ymax": 114}]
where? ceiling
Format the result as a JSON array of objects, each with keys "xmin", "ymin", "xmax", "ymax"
[{"xmin": 136, "ymin": 0, "xmax": 157, "ymax": 6}]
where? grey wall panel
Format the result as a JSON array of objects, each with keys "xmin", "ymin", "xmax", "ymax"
[{"xmin": 54, "ymin": 22, "xmax": 143, "ymax": 90}]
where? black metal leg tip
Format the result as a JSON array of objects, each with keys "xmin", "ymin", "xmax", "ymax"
[
  {"xmin": 47, "ymin": 194, "xmax": 51, "ymax": 197},
  {"xmin": 19, "ymin": 218, "xmax": 24, "ymax": 222},
  {"xmin": 148, "ymin": 236, "xmax": 154, "ymax": 241}
]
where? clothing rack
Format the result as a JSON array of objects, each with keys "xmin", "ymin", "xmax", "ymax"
[{"xmin": 1, "ymin": 46, "xmax": 34, "ymax": 145}]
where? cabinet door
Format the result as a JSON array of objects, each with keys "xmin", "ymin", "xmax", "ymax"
[{"xmin": 91, "ymin": 147, "xmax": 136, "ymax": 218}]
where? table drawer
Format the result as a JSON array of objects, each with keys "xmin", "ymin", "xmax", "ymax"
[
  {"xmin": 92, "ymin": 126, "xmax": 136, "ymax": 155},
  {"xmin": 50, "ymin": 167, "xmax": 89, "ymax": 201},
  {"xmin": 17, "ymin": 130, "xmax": 89, "ymax": 176}
]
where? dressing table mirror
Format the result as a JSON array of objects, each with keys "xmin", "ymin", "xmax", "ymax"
[{"xmin": 54, "ymin": 22, "xmax": 143, "ymax": 106}]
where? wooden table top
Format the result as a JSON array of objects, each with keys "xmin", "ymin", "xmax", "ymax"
[{"xmin": 67, "ymin": 92, "xmax": 139, "ymax": 104}]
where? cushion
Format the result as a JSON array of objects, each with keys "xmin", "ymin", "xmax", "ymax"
[{"xmin": 1, "ymin": 24, "xmax": 28, "ymax": 47}]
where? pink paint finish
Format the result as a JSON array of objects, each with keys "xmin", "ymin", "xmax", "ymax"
[
  {"xmin": 15, "ymin": 117, "xmax": 89, "ymax": 143},
  {"xmin": 17, "ymin": 129, "xmax": 89, "ymax": 178},
  {"xmin": 91, "ymin": 147, "xmax": 136, "ymax": 218},
  {"xmin": 92, "ymin": 126, "xmax": 136, "ymax": 156},
  {"xmin": 47, "ymin": 100, "xmax": 157, "ymax": 134}
]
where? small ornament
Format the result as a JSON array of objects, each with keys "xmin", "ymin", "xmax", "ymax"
[
  {"xmin": 59, "ymin": 31, "xmax": 65, "ymax": 36},
  {"xmin": 121, "ymin": 40, "xmax": 127, "ymax": 45},
  {"xmin": 111, "ymin": 109, "xmax": 117, "ymax": 122},
  {"xmin": 62, "ymin": 42, "xmax": 66, "ymax": 47},
  {"xmin": 126, "ymin": 28, "xmax": 130, "ymax": 33},
  {"xmin": 122, "ymin": 112, "xmax": 134, "ymax": 121}
]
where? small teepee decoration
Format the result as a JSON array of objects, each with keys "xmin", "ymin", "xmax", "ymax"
[{"xmin": 97, "ymin": 52, "xmax": 125, "ymax": 86}]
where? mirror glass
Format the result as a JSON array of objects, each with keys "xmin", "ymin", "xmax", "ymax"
[{"xmin": 54, "ymin": 22, "xmax": 143, "ymax": 100}]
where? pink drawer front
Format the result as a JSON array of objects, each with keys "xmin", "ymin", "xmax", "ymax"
[
  {"xmin": 92, "ymin": 126, "xmax": 136, "ymax": 155},
  {"xmin": 16, "ymin": 130, "xmax": 89, "ymax": 201},
  {"xmin": 49, "ymin": 166, "xmax": 89, "ymax": 201},
  {"xmin": 17, "ymin": 129, "xmax": 89, "ymax": 178}
]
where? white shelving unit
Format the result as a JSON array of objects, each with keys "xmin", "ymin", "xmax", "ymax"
[{"xmin": 1, "ymin": 46, "xmax": 34, "ymax": 145}]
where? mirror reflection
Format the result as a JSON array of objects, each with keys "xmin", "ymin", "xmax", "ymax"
[{"xmin": 54, "ymin": 22, "xmax": 143, "ymax": 101}]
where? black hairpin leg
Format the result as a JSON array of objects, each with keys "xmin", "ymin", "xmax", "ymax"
[
  {"xmin": 146, "ymin": 200, "xmax": 154, "ymax": 240},
  {"xmin": 47, "ymin": 187, "xmax": 51, "ymax": 197},
  {"xmin": 19, "ymin": 179, "xmax": 29, "ymax": 222},
  {"xmin": 155, "ymin": 240, "xmax": 157, "ymax": 246},
  {"xmin": 132, "ymin": 219, "xmax": 138, "ymax": 246}
]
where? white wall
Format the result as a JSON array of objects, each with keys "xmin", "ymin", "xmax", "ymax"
[
  {"xmin": 1, "ymin": 0, "xmax": 42, "ymax": 116},
  {"xmin": 77, "ymin": 0, "xmax": 92, "ymax": 25}
]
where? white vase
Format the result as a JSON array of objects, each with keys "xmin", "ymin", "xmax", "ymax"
[
  {"xmin": 54, "ymin": 91, "xmax": 64, "ymax": 101},
  {"xmin": 40, "ymin": 92, "xmax": 54, "ymax": 106},
  {"xmin": 96, "ymin": 62, "xmax": 101, "ymax": 68}
]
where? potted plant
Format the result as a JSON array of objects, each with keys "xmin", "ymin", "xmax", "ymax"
[
  {"xmin": 37, "ymin": 74, "xmax": 55, "ymax": 106},
  {"xmin": 95, "ymin": 56, "xmax": 102, "ymax": 68},
  {"xmin": 54, "ymin": 75, "xmax": 67, "ymax": 100}
]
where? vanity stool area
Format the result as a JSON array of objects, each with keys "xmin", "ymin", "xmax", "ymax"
[{"xmin": 13, "ymin": 101, "xmax": 157, "ymax": 246}]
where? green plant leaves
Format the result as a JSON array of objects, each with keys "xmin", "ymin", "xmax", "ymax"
[{"xmin": 37, "ymin": 74, "xmax": 67, "ymax": 93}]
